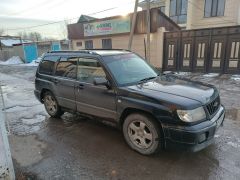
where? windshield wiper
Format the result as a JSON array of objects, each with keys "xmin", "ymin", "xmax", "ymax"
[{"xmin": 138, "ymin": 76, "xmax": 157, "ymax": 84}]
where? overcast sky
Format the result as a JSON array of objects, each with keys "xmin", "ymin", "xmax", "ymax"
[{"xmin": 0, "ymin": 0, "xmax": 136, "ymax": 39}]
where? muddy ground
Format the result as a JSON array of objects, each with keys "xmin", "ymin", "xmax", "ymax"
[{"xmin": 0, "ymin": 65, "xmax": 240, "ymax": 180}]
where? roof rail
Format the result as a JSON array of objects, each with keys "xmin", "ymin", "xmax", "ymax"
[
  {"xmin": 49, "ymin": 49, "xmax": 131, "ymax": 53},
  {"xmin": 48, "ymin": 50, "xmax": 98, "ymax": 55},
  {"xmin": 89, "ymin": 49, "xmax": 131, "ymax": 52}
]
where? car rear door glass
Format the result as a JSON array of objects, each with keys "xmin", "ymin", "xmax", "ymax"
[
  {"xmin": 39, "ymin": 55, "xmax": 59, "ymax": 75},
  {"xmin": 77, "ymin": 57, "xmax": 106, "ymax": 83},
  {"xmin": 55, "ymin": 57, "xmax": 78, "ymax": 79}
]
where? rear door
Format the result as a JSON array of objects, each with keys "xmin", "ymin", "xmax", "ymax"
[
  {"xmin": 53, "ymin": 56, "xmax": 77, "ymax": 110},
  {"xmin": 75, "ymin": 57, "xmax": 117, "ymax": 120}
]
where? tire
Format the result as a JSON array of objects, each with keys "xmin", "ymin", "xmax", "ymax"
[
  {"xmin": 123, "ymin": 113, "xmax": 162, "ymax": 155},
  {"xmin": 43, "ymin": 91, "xmax": 64, "ymax": 118}
]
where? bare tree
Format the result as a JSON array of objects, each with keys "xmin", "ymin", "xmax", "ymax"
[
  {"xmin": 17, "ymin": 31, "xmax": 43, "ymax": 41},
  {"xmin": 0, "ymin": 28, "xmax": 5, "ymax": 36}
]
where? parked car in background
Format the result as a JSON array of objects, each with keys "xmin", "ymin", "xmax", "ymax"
[{"xmin": 34, "ymin": 49, "xmax": 225, "ymax": 155}]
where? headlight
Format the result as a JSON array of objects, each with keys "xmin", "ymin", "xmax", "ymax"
[{"xmin": 177, "ymin": 107, "xmax": 206, "ymax": 122}]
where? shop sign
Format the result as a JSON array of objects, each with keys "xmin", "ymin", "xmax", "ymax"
[{"xmin": 84, "ymin": 17, "xmax": 130, "ymax": 37}]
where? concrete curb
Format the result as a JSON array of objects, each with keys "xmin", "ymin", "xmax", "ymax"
[{"xmin": 0, "ymin": 85, "xmax": 15, "ymax": 180}]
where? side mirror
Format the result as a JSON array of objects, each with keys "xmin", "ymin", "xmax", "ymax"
[{"xmin": 93, "ymin": 77, "xmax": 110, "ymax": 88}]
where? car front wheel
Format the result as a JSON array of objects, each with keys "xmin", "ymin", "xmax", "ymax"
[
  {"xmin": 123, "ymin": 113, "xmax": 162, "ymax": 155},
  {"xmin": 43, "ymin": 91, "xmax": 63, "ymax": 118}
]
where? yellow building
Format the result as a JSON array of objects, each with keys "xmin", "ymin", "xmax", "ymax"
[
  {"xmin": 68, "ymin": 9, "xmax": 180, "ymax": 69},
  {"xmin": 139, "ymin": 0, "xmax": 240, "ymax": 29}
]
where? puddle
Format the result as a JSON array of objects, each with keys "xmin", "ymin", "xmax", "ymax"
[{"xmin": 61, "ymin": 113, "xmax": 87, "ymax": 127}]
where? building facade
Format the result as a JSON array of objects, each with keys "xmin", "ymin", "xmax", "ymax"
[
  {"xmin": 68, "ymin": 9, "xmax": 180, "ymax": 68},
  {"xmin": 140, "ymin": 0, "xmax": 240, "ymax": 29}
]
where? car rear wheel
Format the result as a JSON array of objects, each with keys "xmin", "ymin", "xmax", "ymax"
[
  {"xmin": 123, "ymin": 113, "xmax": 161, "ymax": 155},
  {"xmin": 43, "ymin": 91, "xmax": 64, "ymax": 118}
]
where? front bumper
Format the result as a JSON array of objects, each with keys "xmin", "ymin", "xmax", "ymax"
[{"xmin": 162, "ymin": 105, "xmax": 225, "ymax": 152}]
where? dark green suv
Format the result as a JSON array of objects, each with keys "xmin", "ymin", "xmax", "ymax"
[{"xmin": 34, "ymin": 49, "xmax": 225, "ymax": 155}]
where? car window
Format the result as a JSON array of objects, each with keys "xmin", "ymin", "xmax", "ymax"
[
  {"xmin": 77, "ymin": 57, "xmax": 106, "ymax": 83},
  {"xmin": 55, "ymin": 57, "xmax": 77, "ymax": 79},
  {"xmin": 39, "ymin": 55, "xmax": 59, "ymax": 75},
  {"xmin": 102, "ymin": 53, "xmax": 157, "ymax": 86}
]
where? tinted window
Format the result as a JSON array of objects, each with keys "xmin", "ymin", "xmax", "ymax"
[
  {"xmin": 103, "ymin": 53, "xmax": 157, "ymax": 86},
  {"xmin": 85, "ymin": 40, "xmax": 93, "ymax": 49},
  {"xmin": 55, "ymin": 57, "xmax": 77, "ymax": 79},
  {"xmin": 102, "ymin": 39, "xmax": 112, "ymax": 49},
  {"xmin": 77, "ymin": 58, "xmax": 106, "ymax": 83},
  {"xmin": 38, "ymin": 56, "xmax": 59, "ymax": 75}
]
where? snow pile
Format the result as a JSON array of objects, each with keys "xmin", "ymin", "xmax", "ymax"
[
  {"xmin": 203, "ymin": 73, "xmax": 219, "ymax": 78},
  {"xmin": 174, "ymin": 71, "xmax": 191, "ymax": 76},
  {"xmin": 231, "ymin": 75, "xmax": 240, "ymax": 81},
  {"xmin": 21, "ymin": 60, "xmax": 39, "ymax": 66},
  {"xmin": 163, "ymin": 71, "xmax": 191, "ymax": 76},
  {"xmin": 20, "ymin": 57, "xmax": 42, "ymax": 66},
  {"xmin": 0, "ymin": 56, "xmax": 23, "ymax": 65}
]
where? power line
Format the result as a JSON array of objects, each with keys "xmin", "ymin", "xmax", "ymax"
[
  {"xmin": 6, "ymin": 1, "xmax": 135, "ymax": 31},
  {"xmin": 3, "ymin": 0, "xmax": 57, "ymax": 16}
]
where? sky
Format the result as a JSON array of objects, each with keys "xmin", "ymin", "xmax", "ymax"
[{"xmin": 0, "ymin": 0, "xmax": 138, "ymax": 39}]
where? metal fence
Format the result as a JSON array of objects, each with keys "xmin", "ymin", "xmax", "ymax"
[
  {"xmin": 0, "ymin": 85, "xmax": 15, "ymax": 180},
  {"xmin": 163, "ymin": 25, "xmax": 240, "ymax": 74},
  {"xmin": 0, "ymin": 48, "xmax": 15, "ymax": 61}
]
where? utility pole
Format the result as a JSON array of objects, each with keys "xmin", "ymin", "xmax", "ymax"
[
  {"xmin": 146, "ymin": 0, "xmax": 151, "ymax": 63},
  {"xmin": 128, "ymin": 0, "xmax": 139, "ymax": 50}
]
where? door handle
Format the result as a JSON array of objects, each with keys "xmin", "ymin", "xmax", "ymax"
[{"xmin": 53, "ymin": 78, "xmax": 59, "ymax": 83}]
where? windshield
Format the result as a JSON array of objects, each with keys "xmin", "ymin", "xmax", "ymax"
[{"xmin": 102, "ymin": 53, "xmax": 158, "ymax": 86}]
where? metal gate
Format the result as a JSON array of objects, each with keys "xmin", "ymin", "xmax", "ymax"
[
  {"xmin": 163, "ymin": 26, "xmax": 240, "ymax": 74},
  {"xmin": 23, "ymin": 43, "xmax": 38, "ymax": 63}
]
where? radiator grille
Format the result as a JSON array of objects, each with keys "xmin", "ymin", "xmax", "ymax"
[{"xmin": 206, "ymin": 96, "xmax": 220, "ymax": 116}]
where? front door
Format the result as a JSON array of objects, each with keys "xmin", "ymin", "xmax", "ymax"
[{"xmin": 75, "ymin": 57, "xmax": 117, "ymax": 120}]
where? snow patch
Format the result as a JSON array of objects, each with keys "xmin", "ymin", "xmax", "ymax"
[
  {"xmin": 20, "ymin": 59, "xmax": 39, "ymax": 66},
  {"xmin": 163, "ymin": 71, "xmax": 191, "ymax": 76},
  {"xmin": 21, "ymin": 115, "xmax": 46, "ymax": 125},
  {"xmin": 231, "ymin": 75, "xmax": 240, "ymax": 81},
  {"xmin": 203, "ymin": 73, "xmax": 219, "ymax": 78},
  {"xmin": 0, "ymin": 56, "xmax": 23, "ymax": 65},
  {"xmin": 174, "ymin": 71, "xmax": 191, "ymax": 76},
  {"xmin": 227, "ymin": 141, "xmax": 240, "ymax": 148},
  {"xmin": 214, "ymin": 134, "xmax": 220, "ymax": 138},
  {"xmin": 0, "ymin": 39, "xmax": 31, "ymax": 47}
]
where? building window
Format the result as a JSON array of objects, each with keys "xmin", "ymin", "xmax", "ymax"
[
  {"xmin": 102, "ymin": 39, "xmax": 112, "ymax": 49},
  {"xmin": 204, "ymin": 0, "xmax": 225, "ymax": 17},
  {"xmin": 76, "ymin": 42, "xmax": 82, "ymax": 47},
  {"xmin": 85, "ymin": 40, "xmax": 93, "ymax": 49},
  {"xmin": 159, "ymin": 6, "xmax": 165, "ymax": 13},
  {"xmin": 169, "ymin": 0, "xmax": 188, "ymax": 24}
]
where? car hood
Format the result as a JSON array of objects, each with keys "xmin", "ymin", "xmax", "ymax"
[{"xmin": 125, "ymin": 75, "xmax": 217, "ymax": 105}]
